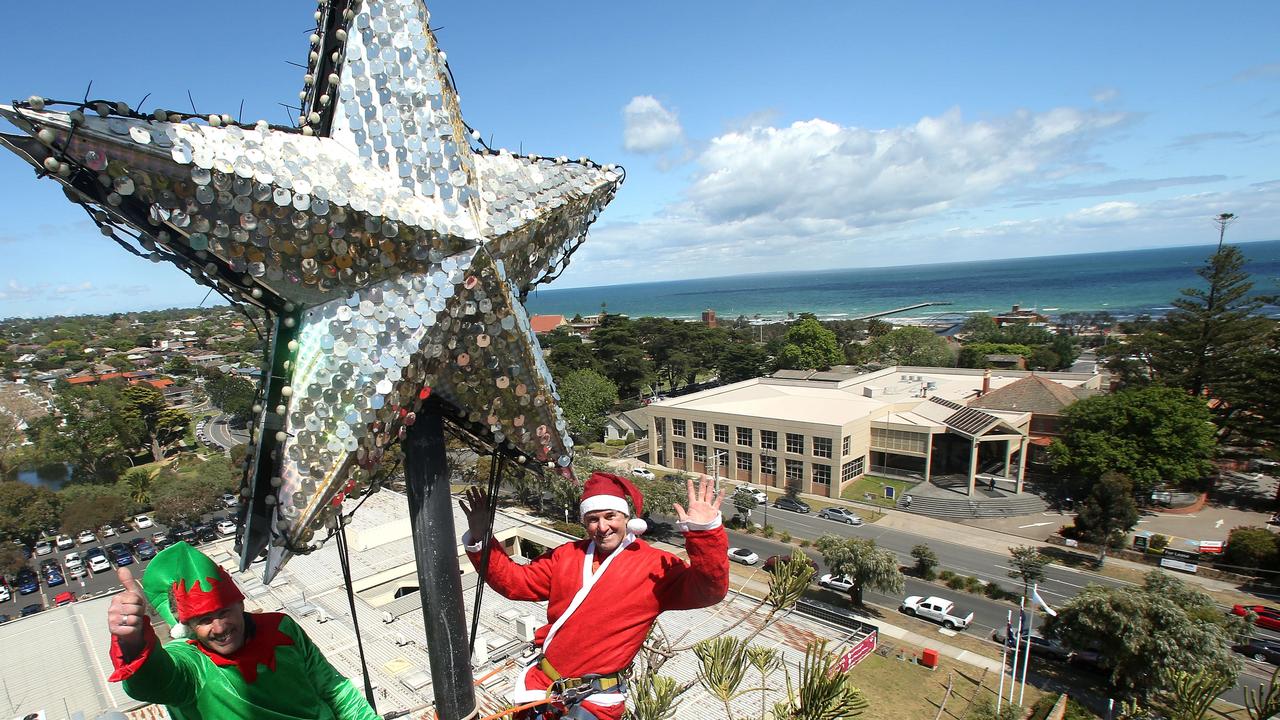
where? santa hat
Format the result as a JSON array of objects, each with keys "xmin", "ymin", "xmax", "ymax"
[
  {"xmin": 142, "ymin": 542, "xmax": 245, "ymax": 639},
  {"xmin": 579, "ymin": 472, "xmax": 648, "ymax": 536}
]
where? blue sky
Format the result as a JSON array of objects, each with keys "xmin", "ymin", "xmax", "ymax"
[{"xmin": 0, "ymin": 1, "xmax": 1277, "ymax": 318}]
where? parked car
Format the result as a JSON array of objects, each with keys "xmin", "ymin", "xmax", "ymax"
[
  {"xmin": 15, "ymin": 570, "xmax": 39, "ymax": 595},
  {"xmin": 728, "ymin": 547, "xmax": 760, "ymax": 565},
  {"xmin": 172, "ymin": 527, "xmax": 197, "ymax": 544},
  {"xmin": 108, "ymin": 542, "xmax": 134, "ymax": 567},
  {"xmin": 67, "ymin": 563, "xmax": 88, "ymax": 580},
  {"xmin": 34, "ymin": 540, "xmax": 53, "ymax": 556},
  {"xmin": 773, "ymin": 497, "xmax": 811, "ymax": 514},
  {"xmin": 53, "ymin": 591, "xmax": 76, "ymax": 607},
  {"xmin": 76, "ymin": 530, "xmax": 97, "ymax": 545},
  {"xmin": 20, "ymin": 603, "xmax": 42, "ymax": 617},
  {"xmin": 0, "ymin": 614, "xmax": 10, "ymax": 624},
  {"xmin": 0, "ymin": 583, "xmax": 10, "ymax": 603},
  {"xmin": 900, "ymin": 595, "xmax": 974, "ymax": 630},
  {"xmin": 630, "ymin": 468, "xmax": 656, "ymax": 480},
  {"xmin": 990, "ymin": 629, "xmax": 1072, "ymax": 661},
  {"xmin": 43, "ymin": 567, "xmax": 65, "ymax": 587},
  {"xmin": 64, "ymin": 552, "xmax": 83, "ymax": 570},
  {"xmin": 195, "ymin": 525, "xmax": 217, "ymax": 544},
  {"xmin": 735, "ymin": 486, "xmax": 768, "ymax": 504},
  {"xmin": 86, "ymin": 549, "xmax": 111, "ymax": 574},
  {"xmin": 1232, "ymin": 605, "xmax": 1280, "ymax": 631},
  {"xmin": 134, "ymin": 541, "xmax": 158, "ymax": 561},
  {"xmin": 1233, "ymin": 638, "xmax": 1280, "ymax": 665},
  {"xmin": 134, "ymin": 515, "xmax": 154, "ymax": 530},
  {"xmin": 817, "ymin": 507, "xmax": 863, "ymax": 525},
  {"xmin": 100, "ymin": 525, "xmax": 117, "ymax": 538},
  {"xmin": 151, "ymin": 531, "xmax": 172, "ymax": 549},
  {"xmin": 818, "ymin": 573, "xmax": 854, "ymax": 592},
  {"xmin": 763, "ymin": 554, "xmax": 819, "ymax": 574},
  {"xmin": 55, "ymin": 534, "xmax": 75, "ymax": 551},
  {"xmin": 216, "ymin": 520, "xmax": 237, "ymax": 536},
  {"xmin": 222, "ymin": 493, "xmax": 239, "ymax": 508}
]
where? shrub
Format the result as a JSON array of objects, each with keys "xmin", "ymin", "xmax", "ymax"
[
  {"xmin": 1150, "ymin": 534, "xmax": 1169, "ymax": 552},
  {"xmin": 604, "ymin": 439, "xmax": 626, "ymax": 447},
  {"xmin": 946, "ymin": 575, "xmax": 967, "ymax": 590},
  {"xmin": 779, "ymin": 530, "xmax": 792, "ymax": 543},
  {"xmin": 1058, "ymin": 524, "xmax": 1078, "ymax": 540},
  {"xmin": 911, "ymin": 544, "xmax": 939, "ymax": 579},
  {"xmin": 983, "ymin": 582, "xmax": 1007, "ymax": 600},
  {"xmin": 964, "ymin": 575, "xmax": 984, "ymax": 592},
  {"xmin": 744, "ymin": 525, "xmax": 757, "ymax": 535},
  {"xmin": 762, "ymin": 525, "xmax": 776, "ymax": 538},
  {"xmin": 798, "ymin": 539, "xmax": 810, "ymax": 548},
  {"xmin": 549, "ymin": 521, "xmax": 587, "ymax": 539},
  {"xmin": 939, "ymin": 569, "xmax": 956, "ymax": 582}
]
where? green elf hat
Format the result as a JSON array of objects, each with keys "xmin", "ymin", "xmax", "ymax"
[{"xmin": 142, "ymin": 542, "xmax": 245, "ymax": 639}]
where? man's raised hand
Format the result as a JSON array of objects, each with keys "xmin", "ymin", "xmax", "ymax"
[
  {"xmin": 673, "ymin": 476, "xmax": 723, "ymax": 526},
  {"xmin": 107, "ymin": 566, "xmax": 150, "ymax": 658},
  {"xmin": 459, "ymin": 486, "xmax": 492, "ymax": 541}
]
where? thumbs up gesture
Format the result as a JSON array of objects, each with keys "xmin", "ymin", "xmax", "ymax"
[{"xmin": 108, "ymin": 567, "xmax": 152, "ymax": 658}]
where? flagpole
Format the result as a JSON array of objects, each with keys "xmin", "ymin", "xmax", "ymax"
[
  {"xmin": 996, "ymin": 609, "xmax": 1011, "ymax": 714},
  {"xmin": 1018, "ymin": 586, "xmax": 1037, "ymax": 706},
  {"xmin": 1009, "ymin": 598, "xmax": 1024, "ymax": 706}
]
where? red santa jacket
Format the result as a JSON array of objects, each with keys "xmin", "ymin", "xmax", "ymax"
[{"xmin": 466, "ymin": 527, "xmax": 728, "ymax": 678}]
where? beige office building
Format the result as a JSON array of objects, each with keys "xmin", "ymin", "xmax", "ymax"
[{"xmin": 645, "ymin": 366, "xmax": 1102, "ymax": 498}]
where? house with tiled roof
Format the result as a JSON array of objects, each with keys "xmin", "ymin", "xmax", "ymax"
[
  {"xmin": 967, "ymin": 373, "xmax": 1095, "ymax": 464},
  {"xmin": 528, "ymin": 315, "xmax": 567, "ymax": 335}
]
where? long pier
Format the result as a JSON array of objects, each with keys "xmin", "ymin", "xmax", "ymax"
[{"xmin": 852, "ymin": 301, "xmax": 952, "ymax": 321}]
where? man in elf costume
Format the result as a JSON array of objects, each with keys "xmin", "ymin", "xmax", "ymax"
[
  {"xmin": 106, "ymin": 542, "xmax": 379, "ymax": 720},
  {"xmin": 460, "ymin": 472, "xmax": 729, "ymax": 719}
]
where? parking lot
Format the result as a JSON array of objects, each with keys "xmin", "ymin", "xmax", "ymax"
[{"xmin": 0, "ymin": 507, "xmax": 240, "ymax": 623}]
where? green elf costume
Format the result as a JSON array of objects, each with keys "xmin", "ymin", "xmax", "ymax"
[{"xmin": 108, "ymin": 542, "xmax": 379, "ymax": 720}]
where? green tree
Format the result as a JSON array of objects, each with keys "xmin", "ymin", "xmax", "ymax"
[
  {"xmin": 718, "ymin": 343, "xmax": 768, "ymax": 384},
  {"xmin": 961, "ymin": 314, "xmax": 1001, "ymax": 342},
  {"xmin": 910, "ymin": 544, "xmax": 938, "ymax": 580},
  {"xmin": 165, "ymin": 354, "xmax": 193, "ymax": 375},
  {"xmin": 864, "ymin": 326, "xmax": 955, "ymax": 367},
  {"xmin": 776, "ymin": 318, "xmax": 843, "ymax": 370},
  {"xmin": 205, "ymin": 371, "xmax": 257, "ymax": 422},
  {"xmin": 0, "ymin": 482, "xmax": 61, "ymax": 543},
  {"xmin": 1047, "ymin": 571, "xmax": 1245, "ymax": 701},
  {"xmin": 813, "ymin": 534, "xmax": 904, "ymax": 606},
  {"xmin": 59, "ymin": 484, "xmax": 130, "ymax": 533},
  {"xmin": 121, "ymin": 384, "xmax": 191, "ymax": 462},
  {"xmin": 0, "ymin": 544, "xmax": 28, "ymax": 577},
  {"xmin": 1071, "ymin": 471, "xmax": 1140, "ymax": 566},
  {"xmin": 590, "ymin": 315, "xmax": 653, "ymax": 399},
  {"xmin": 731, "ymin": 487, "xmax": 756, "ymax": 525},
  {"xmin": 120, "ymin": 466, "xmax": 158, "ymax": 506},
  {"xmin": 31, "ymin": 383, "xmax": 142, "ymax": 482},
  {"xmin": 1007, "ymin": 545, "xmax": 1050, "ymax": 595},
  {"xmin": 1223, "ymin": 527, "xmax": 1279, "ymax": 572},
  {"xmin": 557, "ymin": 369, "xmax": 618, "ymax": 443},
  {"xmin": 1161, "ymin": 667, "xmax": 1237, "ymax": 720},
  {"xmin": 150, "ymin": 473, "xmax": 223, "ymax": 526},
  {"xmin": 1217, "ymin": 320, "xmax": 1280, "ymax": 446},
  {"xmin": 1050, "ymin": 386, "xmax": 1215, "ymax": 494},
  {"xmin": 956, "ymin": 343, "xmax": 1033, "ymax": 368}
]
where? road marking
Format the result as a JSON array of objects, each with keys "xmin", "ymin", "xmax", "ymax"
[
  {"xmin": 1216, "ymin": 519, "xmax": 1225, "ymax": 529},
  {"xmin": 1017, "ymin": 522, "xmax": 1053, "ymax": 529}
]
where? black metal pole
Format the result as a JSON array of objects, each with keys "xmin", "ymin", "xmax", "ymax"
[{"xmin": 404, "ymin": 406, "xmax": 475, "ymax": 719}]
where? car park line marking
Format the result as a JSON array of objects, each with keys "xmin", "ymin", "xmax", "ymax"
[{"xmin": 1017, "ymin": 522, "xmax": 1053, "ymax": 528}]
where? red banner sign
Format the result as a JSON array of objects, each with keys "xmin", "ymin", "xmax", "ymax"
[{"xmin": 834, "ymin": 631, "xmax": 877, "ymax": 673}]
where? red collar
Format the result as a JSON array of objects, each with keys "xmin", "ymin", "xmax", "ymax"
[{"xmin": 190, "ymin": 612, "xmax": 294, "ymax": 683}]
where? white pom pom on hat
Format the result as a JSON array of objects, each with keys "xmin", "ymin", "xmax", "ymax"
[
  {"xmin": 170, "ymin": 623, "xmax": 190, "ymax": 639},
  {"xmin": 580, "ymin": 472, "xmax": 647, "ymax": 535}
]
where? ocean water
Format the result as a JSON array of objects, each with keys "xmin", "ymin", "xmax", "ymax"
[{"xmin": 525, "ymin": 240, "xmax": 1280, "ymax": 322}]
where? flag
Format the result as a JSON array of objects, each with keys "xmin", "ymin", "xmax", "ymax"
[{"xmin": 1031, "ymin": 584, "xmax": 1057, "ymax": 617}]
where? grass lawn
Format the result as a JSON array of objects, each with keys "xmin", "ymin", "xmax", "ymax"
[
  {"xmin": 847, "ymin": 651, "xmax": 1043, "ymax": 720},
  {"xmin": 841, "ymin": 475, "xmax": 918, "ymax": 508}
]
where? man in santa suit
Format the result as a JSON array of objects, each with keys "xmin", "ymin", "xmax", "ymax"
[{"xmin": 461, "ymin": 472, "xmax": 728, "ymax": 719}]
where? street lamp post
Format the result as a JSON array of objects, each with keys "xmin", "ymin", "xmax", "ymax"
[{"xmin": 760, "ymin": 447, "xmax": 771, "ymax": 528}]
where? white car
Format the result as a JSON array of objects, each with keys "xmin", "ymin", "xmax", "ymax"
[
  {"xmin": 34, "ymin": 540, "xmax": 53, "ymax": 556},
  {"xmin": 0, "ymin": 584, "xmax": 10, "ymax": 603},
  {"xmin": 134, "ymin": 515, "xmax": 154, "ymax": 530},
  {"xmin": 631, "ymin": 468, "xmax": 656, "ymax": 480},
  {"xmin": 55, "ymin": 534, "xmax": 75, "ymax": 551},
  {"xmin": 64, "ymin": 552, "xmax": 83, "ymax": 570},
  {"xmin": 100, "ymin": 525, "xmax": 117, "ymax": 538},
  {"xmin": 76, "ymin": 530, "xmax": 97, "ymax": 545},
  {"xmin": 216, "ymin": 520, "xmax": 237, "ymax": 536},
  {"xmin": 817, "ymin": 507, "xmax": 863, "ymax": 525},
  {"xmin": 728, "ymin": 547, "xmax": 760, "ymax": 565},
  {"xmin": 735, "ymin": 487, "xmax": 768, "ymax": 505},
  {"xmin": 222, "ymin": 493, "xmax": 239, "ymax": 508},
  {"xmin": 818, "ymin": 573, "xmax": 854, "ymax": 592},
  {"xmin": 87, "ymin": 554, "xmax": 112, "ymax": 574},
  {"xmin": 67, "ymin": 564, "xmax": 89, "ymax": 580}
]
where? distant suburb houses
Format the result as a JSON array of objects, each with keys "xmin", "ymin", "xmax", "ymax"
[{"xmin": 644, "ymin": 366, "xmax": 1102, "ymax": 499}]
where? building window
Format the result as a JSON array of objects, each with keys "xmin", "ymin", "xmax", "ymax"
[
  {"xmin": 760, "ymin": 430, "xmax": 778, "ymax": 451},
  {"xmin": 737, "ymin": 451, "xmax": 753, "ymax": 471},
  {"xmin": 786, "ymin": 433, "xmax": 804, "ymax": 455},
  {"xmin": 714, "ymin": 424, "xmax": 729, "ymax": 444},
  {"xmin": 841, "ymin": 456, "xmax": 866, "ymax": 482},
  {"xmin": 870, "ymin": 427, "xmax": 929, "ymax": 454},
  {"xmin": 814, "ymin": 437, "xmax": 833, "ymax": 458},
  {"xmin": 655, "ymin": 417, "xmax": 665, "ymax": 435},
  {"xmin": 813, "ymin": 464, "xmax": 831, "ymax": 485},
  {"xmin": 785, "ymin": 459, "xmax": 804, "ymax": 483},
  {"xmin": 842, "ymin": 435, "xmax": 851, "ymax": 456},
  {"xmin": 672, "ymin": 419, "xmax": 686, "ymax": 437},
  {"xmin": 673, "ymin": 442, "xmax": 686, "ymax": 460},
  {"xmin": 711, "ymin": 449, "xmax": 729, "ymax": 473},
  {"xmin": 693, "ymin": 421, "xmax": 707, "ymax": 440},
  {"xmin": 737, "ymin": 427, "xmax": 753, "ymax": 447},
  {"xmin": 693, "ymin": 444, "xmax": 707, "ymax": 463},
  {"xmin": 761, "ymin": 455, "xmax": 777, "ymax": 475}
]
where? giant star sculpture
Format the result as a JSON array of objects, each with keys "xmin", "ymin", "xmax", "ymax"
[{"xmin": 0, "ymin": 0, "xmax": 621, "ymax": 581}]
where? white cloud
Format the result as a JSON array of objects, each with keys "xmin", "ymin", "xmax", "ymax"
[
  {"xmin": 1091, "ymin": 87, "xmax": 1119, "ymax": 103},
  {"xmin": 622, "ymin": 96, "xmax": 684, "ymax": 154},
  {"xmin": 1067, "ymin": 200, "xmax": 1143, "ymax": 225}
]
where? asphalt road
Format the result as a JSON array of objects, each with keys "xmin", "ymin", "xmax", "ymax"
[
  {"xmin": 204, "ymin": 413, "xmax": 249, "ymax": 450},
  {"xmin": 717, "ymin": 502, "xmax": 1277, "ymax": 707}
]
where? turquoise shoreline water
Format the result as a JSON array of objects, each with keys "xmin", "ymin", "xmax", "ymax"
[{"xmin": 525, "ymin": 241, "xmax": 1280, "ymax": 322}]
